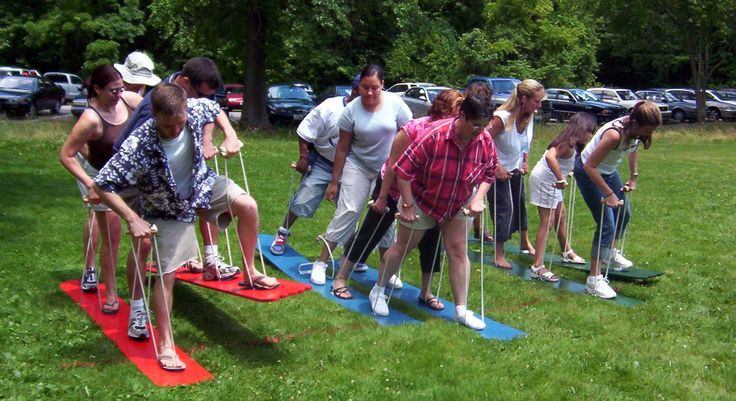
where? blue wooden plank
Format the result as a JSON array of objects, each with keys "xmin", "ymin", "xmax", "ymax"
[{"xmin": 258, "ymin": 234, "xmax": 419, "ymax": 326}]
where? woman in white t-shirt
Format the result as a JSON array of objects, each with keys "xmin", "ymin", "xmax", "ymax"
[
  {"xmin": 309, "ymin": 64, "xmax": 412, "ymax": 286},
  {"xmin": 528, "ymin": 112, "xmax": 596, "ymax": 281},
  {"xmin": 573, "ymin": 101, "xmax": 661, "ymax": 299},
  {"xmin": 487, "ymin": 79, "xmax": 544, "ymax": 269}
]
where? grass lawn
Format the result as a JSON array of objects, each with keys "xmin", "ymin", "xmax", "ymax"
[{"xmin": 0, "ymin": 118, "xmax": 734, "ymax": 400}]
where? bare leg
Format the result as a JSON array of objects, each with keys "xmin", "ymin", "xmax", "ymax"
[
  {"xmin": 494, "ymin": 240, "xmax": 511, "ymax": 268},
  {"xmin": 376, "ymin": 224, "xmax": 424, "ymax": 287},
  {"xmin": 153, "ymin": 272, "xmax": 184, "ymax": 370},
  {"xmin": 126, "ymin": 237, "xmax": 151, "ymax": 301},
  {"xmin": 95, "ymin": 210, "xmax": 121, "ymax": 304},
  {"xmin": 231, "ymin": 194, "xmax": 278, "ymax": 286},
  {"xmin": 533, "ymin": 207, "xmax": 552, "ymax": 267},
  {"xmin": 441, "ymin": 219, "xmax": 470, "ymax": 306},
  {"xmin": 84, "ymin": 209, "xmax": 99, "ymax": 268},
  {"xmin": 199, "ymin": 219, "xmax": 218, "ymax": 247},
  {"xmin": 520, "ymin": 229, "xmax": 535, "ymax": 256}
]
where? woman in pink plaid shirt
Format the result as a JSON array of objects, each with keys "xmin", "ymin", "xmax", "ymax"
[{"xmin": 368, "ymin": 93, "xmax": 497, "ymax": 330}]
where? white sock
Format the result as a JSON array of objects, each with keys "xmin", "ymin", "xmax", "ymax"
[
  {"xmin": 130, "ymin": 298, "xmax": 144, "ymax": 314},
  {"xmin": 456, "ymin": 304, "xmax": 467, "ymax": 316},
  {"xmin": 204, "ymin": 245, "xmax": 218, "ymax": 264}
]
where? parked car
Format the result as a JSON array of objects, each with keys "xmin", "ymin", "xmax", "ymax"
[
  {"xmin": 401, "ymin": 86, "xmax": 452, "ymax": 118},
  {"xmin": 224, "ymin": 83, "xmax": 244, "ymax": 112},
  {"xmin": 0, "ymin": 66, "xmax": 41, "ymax": 77},
  {"xmin": 44, "ymin": 72, "xmax": 84, "ymax": 102},
  {"xmin": 666, "ymin": 88, "xmax": 736, "ymax": 121},
  {"xmin": 267, "ymin": 84, "xmax": 316, "ymax": 124},
  {"xmin": 588, "ymin": 88, "xmax": 671, "ymax": 122},
  {"xmin": 293, "ymin": 82, "xmax": 316, "ymax": 100},
  {"xmin": 636, "ymin": 90, "xmax": 696, "ymax": 123},
  {"xmin": 70, "ymin": 91, "xmax": 88, "ymax": 118},
  {"xmin": 465, "ymin": 76, "xmax": 520, "ymax": 109},
  {"xmin": 0, "ymin": 75, "xmax": 65, "ymax": 118},
  {"xmin": 706, "ymin": 89, "xmax": 736, "ymax": 107},
  {"xmin": 318, "ymin": 84, "xmax": 352, "ymax": 103},
  {"xmin": 386, "ymin": 82, "xmax": 434, "ymax": 96},
  {"xmin": 541, "ymin": 88, "xmax": 627, "ymax": 124}
]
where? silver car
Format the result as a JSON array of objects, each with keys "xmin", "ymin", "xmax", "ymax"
[
  {"xmin": 44, "ymin": 72, "xmax": 84, "ymax": 102},
  {"xmin": 401, "ymin": 86, "xmax": 452, "ymax": 118}
]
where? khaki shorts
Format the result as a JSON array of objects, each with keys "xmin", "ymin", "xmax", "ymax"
[
  {"xmin": 398, "ymin": 202, "xmax": 472, "ymax": 231},
  {"xmin": 149, "ymin": 218, "xmax": 198, "ymax": 275},
  {"xmin": 75, "ymin": 154, "xmax": 111, "ymax": 212},
  {"xmin": 201, "ymin": 176, "xmax": 247, "ymax": 230}
]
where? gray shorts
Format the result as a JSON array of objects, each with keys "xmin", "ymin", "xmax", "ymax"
[
  {"xmin": 149, "ymin": 219, "xmax": 198, "ymax": 275},
  {"xmin": 75, "ymin": 154, "xmax": 111, "ymax": 213},
  {"xmin": 201, "ymin": 176, "xmax": 248, "ymax": 230}
]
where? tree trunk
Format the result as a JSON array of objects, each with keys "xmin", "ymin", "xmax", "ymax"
[{"xmin": 240, "ymin": 1, "xmax": 270, "ymax": 129}]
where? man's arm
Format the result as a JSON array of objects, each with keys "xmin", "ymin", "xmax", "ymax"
[{"xmin": 95, "ymin": 186, "xmax": 152, "ymax": 238}]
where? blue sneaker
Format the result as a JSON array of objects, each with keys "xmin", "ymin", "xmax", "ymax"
[{"xmin": 270, "ymin": 228, "xmax": 291, "ymax": 255}]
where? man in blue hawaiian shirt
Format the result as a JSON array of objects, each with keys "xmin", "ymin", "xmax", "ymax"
[{"xmin": 95, "ymin": 84, "xmax": 278, "ymax": 371}]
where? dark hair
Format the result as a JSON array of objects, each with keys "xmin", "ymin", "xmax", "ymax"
[
  {"xmin": 85, "ymin": 64, "xmax": 122, "ymax": 99},
  {"xmin": 428, "ymin": 89, "xmax": 463, "ymax": 120},
  {"xmin": 151, "ymin": 83, "xmax": 187, "ymax": 117},
  {"xmin": 459, "ymin": 93, "xmax": 494, "ymax": 120},
  {"xmin": 181, "ymin": 57, "xmax": 221, "ymax": 91},
  {"xmin": 360, "ymin": 64, "xmax": 384, "ymax": 82},
  {"xmin": 464, "ymin": 81, "xmax": 493, "ymax": 99},
  {"xmin": 549, "ymin": 112, "xmax": 597, "ymax": 152}
]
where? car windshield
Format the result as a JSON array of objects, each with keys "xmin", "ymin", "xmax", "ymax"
[
  {"xmin": 569, "ymin": 89, "xmax": 599, "ymax": 102},
  {"xmin": 427, "ymin": 88, "xmax": 446, "ymax": 101},
  {"xmin": 268, "ymin": 85, "xmax": 312, "ymax": 100},
  {"xmin": 664, "ymin": 92, "xmax": 679, "ymax": 102},
  {"xmin": 713, "ymin": 90, "xmax": 736, "ymax": 100},
  {"xmin": 335, "ymin": 86, "xmax": 352, "ymax": 96},
  {"xmin": 492, "ymin": 79, "xmax": 518, "ymax": 92},
  {"xmin": 616, "ymin": 90, "xmax": 639, "ymax": 100},
  {"xmin": 227, "ymin": 86, "xmax": 243, "ymax": 94},
  {"xmin": 0, "ymin": 76, "xmax": 34, "ymax": 91}
]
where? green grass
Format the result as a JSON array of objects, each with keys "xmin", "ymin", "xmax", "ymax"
[{"xmin": 0, "ymin": 118, "xmax": 734, "ymax": 400}]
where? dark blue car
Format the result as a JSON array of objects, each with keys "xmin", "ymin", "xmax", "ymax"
[
  {"xmin": 267, "ymin": 84, "xmax": 316, "ymax": 124},
  {"xmin": 0, "ymin": 75, "xmax": 65, "ymax": 118},
  {"xmin": 541, "ymin": 88, "xmax": 627, "ymax": 124}
]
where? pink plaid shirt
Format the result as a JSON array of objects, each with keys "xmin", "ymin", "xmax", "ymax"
[{"xmin": 394, "ymin": 117, "xmax": 497, "ymax": 223}]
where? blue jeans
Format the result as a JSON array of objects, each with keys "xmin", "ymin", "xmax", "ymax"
[
  {"xmin": 287, "ymin": 150, "xmax": 333, "ymax": 218},
  {"xmin": 573, "ymin": 157, "xmax": 631, "ymax": 260}
]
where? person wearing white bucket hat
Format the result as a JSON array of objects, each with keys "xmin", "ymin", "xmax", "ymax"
[{"xmin": 114, "ymin": 51, "xmax": 161, "ymax": 96}]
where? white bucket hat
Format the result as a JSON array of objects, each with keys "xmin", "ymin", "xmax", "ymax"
[{"xmin": 114, "ymin": 51, "xmax": 161, "ymax": 86}]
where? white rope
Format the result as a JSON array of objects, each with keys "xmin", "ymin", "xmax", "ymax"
[
  {"xmin": 222, "ymin": 156, "xmax": 254, "ymax": 287},
  {"xmin": 150, "ymin": 229, "xmax": 177, "ymax": 354},
  {"xmin": 81, "ymin": 210, "xmax": 103, "ymax": 310},
  {"xmin": 235, "ymin": 146, "xmax": 269, "ymax": 277},
  {"xmin": 565, "ymin": 173, "xmax": 576, "ymax": 253},
  {"xmin": 129, "ymin": 235, "xmax": 159, "ymax": 359},
  {"xmin": 344, "ymin": 202, "xmax": 390, "ymax": 283},
  {"xmin": 426, "ymin": 230, "xmax": 444, "ymax": 300},
  {"xmin": 618, "ymin": 191, "xmax": 633, "ymax": 256},
  {"xmin": 378, "ymin": 222, "xmax": 416, "ymax": 314},
  {"xmin": 103, "ymin": 211, "xmax": 118, "ymax": 306},
  {"xmin": 212, "ymin": 155, "xmax": 234, "ymax": 266}
]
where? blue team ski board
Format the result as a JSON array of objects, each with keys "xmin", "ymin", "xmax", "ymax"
[{"xmin": 257, "ymin": 234, "xmax": 418, "ymax": 326}]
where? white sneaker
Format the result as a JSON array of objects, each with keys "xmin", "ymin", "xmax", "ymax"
[
  {"xmin": 610, "ymin": 249, "xmax": 633, "ymax": 270},
  {"xmin": 585, "ymin": 275, "xmax": 617, "ymax": 299},
  {"xmin": 310, "ymin": 261, "xmax": 327, "ymax": 285},
  {"xmin": 456, "ymin": 309, "xmax": 486, "ymax": 330},
  {"xmin": 369, "ymin": 286, "xmax": 389, "ymax": 316},
  {"xmin": 353, "ymin": 263, "xmax": 368, "ymax": 273},
  {"xmin": 387, "ymin": 274, "xmax": 403, "ymax": 289},
  {"xmin": 127, "ymin": 310, "xmax": 149, "ymax": 340}
]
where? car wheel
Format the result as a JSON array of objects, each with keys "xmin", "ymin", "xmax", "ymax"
[
  {"xmin": 706, "ymin": 107, "xmax": 720, "ymax": 121},
  {"xmin": 27, "ymin": 103, "xmax": 37, "ymax": 119},
  {"xmin": 672, "ymin": 109, "xmax": 685, "ymax": 123},
  {"xmin": 50, "ymin": 99, "xmax": 61, "ymax": 115}
]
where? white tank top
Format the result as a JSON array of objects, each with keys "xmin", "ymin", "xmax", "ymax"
[
  {"xmin": 580, "ymin": 117, "xmax": 638, "ymax": 175},
  {"xmin": 532, "ymin": 148, "xmax": 575, "ymax": 184}
]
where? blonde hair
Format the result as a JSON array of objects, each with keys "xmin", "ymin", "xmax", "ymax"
[
  {"xmin": 497, "ymin": 79, "xmax": 545, "ymax": 129},
  {"xmin": 623, "ymin": 100, "xmax": 662, "ymax": 149}
]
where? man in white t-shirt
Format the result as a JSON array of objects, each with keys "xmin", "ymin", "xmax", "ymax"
[{"xmin": 269, "ymin": 75, "xmax": 360, "ymax": 255}]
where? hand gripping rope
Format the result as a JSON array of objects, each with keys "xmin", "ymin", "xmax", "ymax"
[
  {"xmin": 219, "ymin": 141, "xmax": 271, "ymax": 287},
  {"xmin": 596, "ymin": 197, "xmax": 625, "ymax": 281},
  {"xmin": 618, "ymin": 186, "xmax": 634, "ymax": 257}
]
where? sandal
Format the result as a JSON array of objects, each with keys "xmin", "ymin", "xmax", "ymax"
[
  {"xmin": 520, "ymin": 247, "xmax": 536, "ymax": 256},
  {"xmin": 102, "ymin": 300, "xmax": 119, "ymax": 315},
  {"xmin": 330, "ymin": 286, "xmax": 353, "ymax": 300},
  {"xmin": 158, "ymin": 347, "xmax": 186, "ymax": 372},
  {"xmin": 418, "ymin": 296, "xmax": 445, "ymax": 311},
  {"xmin": 561, "ymin": 250, "xmax": 586, "ymax": 264},
  {"xmin": 530, "ymin": 265, "xmax": 559, "ymax": 282},
  {"xmin": 474, "ymin": 231, "xmax": 494, "ymax": 244},
  {"xmin": 185, "ymin": 260, "xmax": 204, "ymax": 273},
  {"xmin": 238, "ymin": 275, "xmax": 280, "ymax": 290}
]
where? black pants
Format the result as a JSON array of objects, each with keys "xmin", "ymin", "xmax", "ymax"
[
  {"xmin": 344, "ymin": 177, "xmax": 441, "ymax": 273},
  {"xmin": 488, "ymin": 170, "xmax": 528, "ymax": 242}
]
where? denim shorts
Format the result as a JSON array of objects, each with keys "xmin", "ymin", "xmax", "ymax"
[{"xmin": 288, "ymin": 151, "xmax": 334, "ymax": 218}]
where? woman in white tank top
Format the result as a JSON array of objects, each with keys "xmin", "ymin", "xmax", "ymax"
[
  {"xmin": 528, "ymin": 112, "xmax": 596, "ymax": 281},
  {"xmin": 572, "ymin": 101, "xmax": 662, "ymax": 299}
]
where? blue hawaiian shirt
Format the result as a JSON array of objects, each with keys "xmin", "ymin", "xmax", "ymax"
[{"xmin": 95, "ymin": 98, "xmax": 221, "ymax": 222}]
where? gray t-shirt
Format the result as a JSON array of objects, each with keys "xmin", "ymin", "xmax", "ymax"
[{"xmin": 337, "ymin": 91, "xmax": 412, "ymax": 172}]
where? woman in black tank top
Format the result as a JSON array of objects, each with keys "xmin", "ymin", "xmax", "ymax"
[{"xmin": 59, "ymin": 64, "xmax": 142, "ymax": 313}]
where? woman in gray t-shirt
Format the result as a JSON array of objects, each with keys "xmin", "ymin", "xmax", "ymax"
[{"xmin": 308, "ymin": 64, "xmax": 412, "ymax": 288}]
